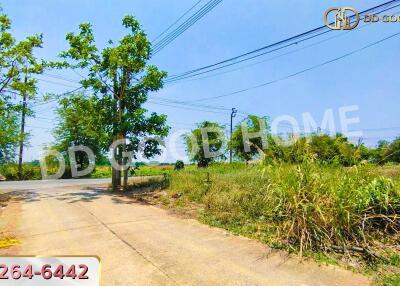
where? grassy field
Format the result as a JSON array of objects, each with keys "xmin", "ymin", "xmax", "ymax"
[
  {"xmin": 0, "ymin": 163, "xmax": 184, "ymax": 180},
  {"xmin": 150, "ymin": 162, "xmax": 400, "ymax": 285}
]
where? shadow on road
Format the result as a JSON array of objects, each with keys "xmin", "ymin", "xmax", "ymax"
[{"xmin": 5, "ymin": 177, "xmax": 167, "ymax": 206}]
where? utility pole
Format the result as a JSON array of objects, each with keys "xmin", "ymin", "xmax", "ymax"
[
  {"xmin": 18, "ymin": 74, "xmax": 28, "ymax": 180},
  {"xmin": 230, "ymin": 107, "xmax": 237, "ymax": 163}
]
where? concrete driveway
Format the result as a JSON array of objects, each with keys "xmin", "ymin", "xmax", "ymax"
[{"xmin": 0, "ymin": 179, "xmax": 369, "ymax": 285}]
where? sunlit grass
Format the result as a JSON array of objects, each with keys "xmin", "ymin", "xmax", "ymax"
[{"xmin": 167, "ymin": 162, "xmax": 400, "ymax": 257}]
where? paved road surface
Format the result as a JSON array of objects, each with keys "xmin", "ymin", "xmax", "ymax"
[{"xmin": 0, "ymin": 179, "xmax": 369, "ymax": 285}]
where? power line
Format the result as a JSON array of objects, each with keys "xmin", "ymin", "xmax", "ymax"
[
  {"xmin": 152, "ymin": 0, "xmax": 203, "ymax": 42},
  {"xmin": 166, "ymin": 0, "xmax": 400, "ymax": 81},
  {"xmin": 31, "ymin": 86, "xmax": 84, "ymax": 107},
  {"xmin": 147, "ymin": 100, "xmax": 231, "ymax": 115},
  {"xmin": 152, "ymin": 0, "xmax": 221, "ymax": 52},
  {"xmin": 150, "ymin": 96, "xmax": 251, "ymax": 117},
  {"xmin": 363, "ymin": 126, "xmax": 400, "ymax": 132},
  {"xmin": 164, "ymin": 8, "xmax": 394, "ymax": 84},
  {"xmin": 188, "ymin": 31, "xmax": 400, "ymax": 102},
  {"xmin": 152, "ymin": 96, "xmax": 231, "ymax": 111},
  {"xmin": 152, "ymin": 0, "xmax": 222, "ymax": 54},
  {"xmin": 41, "ymin": 72, "xmax": 81, "ymax": 84},
  {"xmin": 34, "ymin": 77, "xmax": 81, "ymax": 89}
]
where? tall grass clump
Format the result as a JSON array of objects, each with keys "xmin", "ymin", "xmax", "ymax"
[
  {"xmin": 168, "ymin": 160, "xmax": 400, "ymax": 256},
  {"xmin": 0, "ymin": 163, "xmax": 42, "ymax": 180}
]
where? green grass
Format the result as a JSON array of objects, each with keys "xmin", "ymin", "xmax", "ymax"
[
  {"xmin": 0, "ymin": 163, "xmax": 189, "ymax": 180},
  {"xmin": 160, "ymin": 161, "xmax": 400, "ymax": 283},
  {"xmin": 379, "ymin": 274, "xmax": 400, "ymax": 286},
  {"xmin": 134, "ymin": 165, "xmax": 174, "ymax": 176},
  {"xmin": 165, "ymin": 162, "xmax": 400, "ymax": 264}
]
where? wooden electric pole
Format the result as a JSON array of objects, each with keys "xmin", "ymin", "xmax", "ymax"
[{"xmin": 230, "ymin": 107, "xmax": 237, "ymax": 163}]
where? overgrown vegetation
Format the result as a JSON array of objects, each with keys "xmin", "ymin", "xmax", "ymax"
[
  {"xmin": 167, "ymin": 161, "xmax": 400, "ymax": 255},
  {"xmin": 158, "ymin": 159, "xmax": 400, "ymax": 284}
]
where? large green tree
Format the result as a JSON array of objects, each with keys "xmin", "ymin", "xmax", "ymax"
[
  {"xmin": 185, "ymin": 121, "xmax": 226, "ymax": 167},
  {"xmin": 53, "ymin": 16, "xmax": 169, "ymax": 190},
  {"xmin": 53, "ymin": 93, "xmax": 110, "ymax": 169}
]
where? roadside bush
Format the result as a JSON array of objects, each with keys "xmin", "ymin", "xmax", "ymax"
[
  {"xmin": 90, "ymin": 166, "xmax": 112, "ymax": 178},
  {"xmin": 0, "ymin": 164, "xmax": 42, "ymax": 180},
  {"xmin": 174, "ymin": 160, "xmax": 184, "ymax": 170}
]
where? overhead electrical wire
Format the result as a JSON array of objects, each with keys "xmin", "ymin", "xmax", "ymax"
[
  {"xmin": 34, "ymin": 77, "xmax": 81, "ymax": 89},
  {"xmin": 147, "ymin": 100, "xmax": 232, "ymax": 115},
  {"xmin": 4, "ymin": 1, "xmax": 399, "ymax": 124},
  {"xmin": 152, "ymin": 0, "xmax": 222, "ymax": 54},
  {"xmin": 152, "ymin": 0, "xmax": 203, "ymax": 42},
  {"xmin": 165, "ymin": 0, "xmax": 400, "ymax": 82},
  {"xmin": 188, "ymin": 31, "xmax": 400, "ymax": 102},
  {"xmin": 164, "ymin": 5, "xmax": 400, "ymax": 85},
  {"xmin": 40, "ymin": 72, "xmax": 82, "ymax": 84},
  {"xmin": 31, "ymin": 86, "xmax": 84, "ymax": 107},
  {"xmin": 164, "ymin": 9, "xmax": 395, "ymax": 84},
  {"xmin": 152, "ymin": 0, "xmax": 221, "ymax": 53}
]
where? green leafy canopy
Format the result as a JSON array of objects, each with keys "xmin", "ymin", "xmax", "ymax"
[{"xmin": 52, "ymin": 15, "xmax": 170, "ymax": 164}]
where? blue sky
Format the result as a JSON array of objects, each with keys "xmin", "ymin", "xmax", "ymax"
[{"xmin": 2, "ymin": 0, "xmax": 400, "ymax": 162}]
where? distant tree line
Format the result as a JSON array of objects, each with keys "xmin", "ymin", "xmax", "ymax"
[{"xmin": 184, "ymin": 116, "xmax": 400, "ymax": 167}]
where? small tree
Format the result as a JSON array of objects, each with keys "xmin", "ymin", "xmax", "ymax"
[
  {"xmin": 229, "ymin": 115, "xmax": 269, "ymax": 163},
  {"xmin": 174, "ymin": 160, "xmax": 184, "ymax": 170},
  {"xmin": 53, "ymin": 16, "xmax": 169, "ymax": 190},
  {"xmin": 381, "ymin": 137, "xmax": 400, "ymax": 163},
  {"xmin": 184, "ymin": 121, "xmax": 225, "ymax": 167}
]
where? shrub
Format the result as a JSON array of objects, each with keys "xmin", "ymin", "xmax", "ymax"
[
  {"xmin": 0, "ymin": 164, "xmax": 42, "ymax": 180},
  {"xmin": 174, "ymin": 160, "xmax": 184, "ymax": 170}
]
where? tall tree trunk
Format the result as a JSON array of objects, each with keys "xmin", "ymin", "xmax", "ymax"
[
  {"xmin": 112, "ymin": 97, "xmax": 122, "ymax": 191},
  {"xmin": 123, "ymin": 166, "xmax": 129, "ymax": 191},
  {"xmin": 122, "ymin": 134, "xmax": 130, "ymax": 191},
  {"xmin": 112, "ymin": 142, "xmax": 123, "ymax": 191}
]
